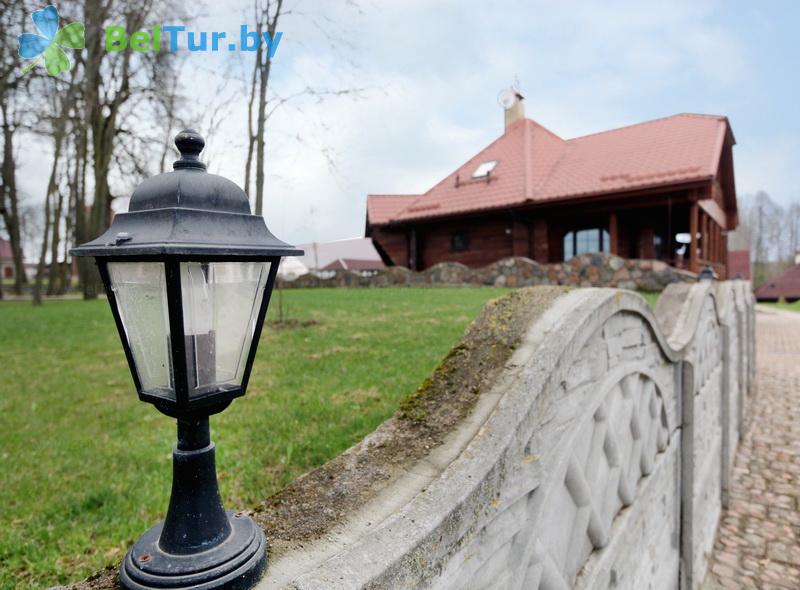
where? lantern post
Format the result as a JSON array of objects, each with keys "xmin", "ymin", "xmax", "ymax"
[{"xmin": 72, "ymin": 130, "xmax": 301, "ymax": 590}]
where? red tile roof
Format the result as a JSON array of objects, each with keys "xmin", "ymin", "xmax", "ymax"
[
  {"xmin": 366, "ymin": 194, "xmax": 419, "ymax": 225},
  {"xmin": 754, "ymin": 265, "xmax": 800, "ymax": 301},
  {"xmin": 368, "ymin": 113, "xmax": 731, "ymax": 225},
  {"xmin": 0, "ymin": 238, "xmax": 13, "ymax": 260},
  {"xmin": 321, "ymin": 258, "xmax": 386, "ymax": 271}
]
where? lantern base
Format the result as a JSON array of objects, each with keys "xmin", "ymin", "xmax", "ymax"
[{"xmin": 119, "ymin": 510, "xmax": 266, "ymax": 590}]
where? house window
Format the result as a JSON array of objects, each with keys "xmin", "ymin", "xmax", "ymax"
[
  {"xmin": 563, "ymin": 228, "xmax": 610, "ymax": 261},
  {"xmin": 451, "ymin": 231, "xmax": 470, "ymax": 252}
]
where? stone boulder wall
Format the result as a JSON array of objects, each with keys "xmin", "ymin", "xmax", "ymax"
[
  {"xmin": 279, "ymin": 254, "xmax": 697, "ymax": 291},
  {"xmin": 69, "ymin": 281, "xmax": 753, "ymax": 590}
]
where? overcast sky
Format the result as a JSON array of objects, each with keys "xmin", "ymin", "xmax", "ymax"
[{"xmin": 16, "ymin": 0, "xmax": 800, "ymax": 246}]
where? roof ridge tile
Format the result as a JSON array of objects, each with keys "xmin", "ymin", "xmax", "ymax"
[{"xmin": 567, "ymin": 112, "xmax": 725, "ymax": 142}]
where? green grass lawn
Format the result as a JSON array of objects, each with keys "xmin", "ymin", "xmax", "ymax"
[
  {"xmin": 0, "ymin": 287, "xmax": 508, "ymax": 589},
  {"xmin": 760, "ymin": 300, "xmax": 800, "ymax": 312},
  {"xmin": 639, "ymin": 291, "xmax": 660, "ymax": 309}
]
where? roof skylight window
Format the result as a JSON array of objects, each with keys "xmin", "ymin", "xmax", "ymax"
[{"xmin": 471, "ymin": 160, "xmax": 497, "ymax": 178}]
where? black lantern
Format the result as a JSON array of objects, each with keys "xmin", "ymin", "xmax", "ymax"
[{"xmin": 72, "ymin": 130, "xmax": 301, "ymax": 590}]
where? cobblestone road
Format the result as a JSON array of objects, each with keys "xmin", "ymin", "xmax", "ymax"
[{"xmin": 704, "ymin": 307, "xmax": 800, "ymax": 589}]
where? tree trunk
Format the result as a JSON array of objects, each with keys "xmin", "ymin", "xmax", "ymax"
[
  {"xmin": 1, "ymin": 111, "xmax": 27, "ymax": 294},
  {"xmin": 35, "ymin": 120, "xmax": 68, "ymax": 304},
  {"xmin": 85, "ymin": 114, "xmax": 115, "ymax": 299},
  {"xmin": 62, "ymin": 149, "xmax": 79, "ymax": 292},
  {"xmin": 253, "ymin": 0, "xmax": 283, "ymax": 216},
  {"xmin": 254, "ymin": 49, "xmax": 268, "ymax": 216},
  {"xmin": 32, "ymin": 192, "xmax": 52, "ymax": 306},
  {"xmin": 47, "ymin": 185, "xmax": 65, "ymax": 295},
  {"xmin": 244, "ymin": 29, "xmax": 260, "ymax": 199},
  {"xmin": 75, "ymin": 120, "xmax": 91, "ymax": 296},
  {"xmin": 82, "ymin": 0, "xmax": 107, "ymax": 299}
]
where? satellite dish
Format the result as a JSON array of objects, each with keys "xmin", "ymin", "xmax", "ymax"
[{"xmin": 497, "ymin": 87, "xmax": 518, "ymax": 109}]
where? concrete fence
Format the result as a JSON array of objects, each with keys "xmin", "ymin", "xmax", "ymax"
[
  {"xmin": 255, "ymin": 281, "xmax": 754, "ymax": 590},
  {"xmin": 70, "ymin": 281, "xmax": 754, "ymax": 590}
]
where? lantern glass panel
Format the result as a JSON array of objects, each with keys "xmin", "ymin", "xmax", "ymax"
[
  {"xmin": 180, "ymin": 261, "xmax": 270, "ymax": 396},
  {"xmin": 107, "ymin": 262, "xmax": 174, "ymax": 397}
]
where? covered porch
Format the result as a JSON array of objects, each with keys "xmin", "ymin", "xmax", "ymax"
[{"xmin": 529, "ymin": 190, "xmax": 731, "ymax": 278}]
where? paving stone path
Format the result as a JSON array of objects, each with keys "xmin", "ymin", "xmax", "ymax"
[{"xmin": 704, "ymin": 307, "xmax": 800, "ymax": 589}]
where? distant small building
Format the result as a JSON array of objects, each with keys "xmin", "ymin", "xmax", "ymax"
[
  {"xmin": 296, "ymin": 238, "xmax": 384, "ymax": 271},
  {"xmin": 0, "ymin": 239, "xmax": 15, "ymax": 279},
  {"xmin": 320, "ymin": 257, "xmax": 385, "ymax": 276},
  {"xmin": 278, "ymin": 238, "xmax": 385, "ymax": 281},
  {"xmin": 754, "ymin": 264, "xmax": 800, "ymax": 302}
]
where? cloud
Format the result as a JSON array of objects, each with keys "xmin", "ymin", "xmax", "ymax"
[
  {"xmin": 12, "ymin": 0, "xmax": 798, "ymax": 251},
  {"xmin": 736, "ymin": 136, "xmax": 800, "ymax": 202}
]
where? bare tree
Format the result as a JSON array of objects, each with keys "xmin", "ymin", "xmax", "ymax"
[
  {"xmin": 32, "ymin": 68, "xmax": 79, "ymax": 304},
  {"xmin": 0, "ymin": 2, "xmax": 32, "ymax": 295},
  {"xmin": 786, "ymin": 202, "xmax": 800, "ymax": 264},
  {"xmin": 740, "ymin": 191, "xmax": 800, "ymax": 287},
  {"xmin": 78, "ymin": 0, "xmax": 187, "ymax": 298},
  {"xmin": 243, "ymin": 1, "xmax": 365, "ymax": 214},
  {"xmin": 246, "ymin": 0, "xmax": 283, "ymax": 215}
]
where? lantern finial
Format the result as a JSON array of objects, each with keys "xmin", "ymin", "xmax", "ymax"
[{"xmin": 173, "ymin": 129, "xmax": 206, "ymax": 170}]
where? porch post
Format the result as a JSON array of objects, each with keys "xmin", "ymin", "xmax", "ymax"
[
  {"xmin": 721, "ymin": 228, "xmax": 728, "ymax": 279},
  {"xmin": 709, "ymin": 220, "xmax": 717, "ymax": 266},
  {"xmin": 689, "ymin": 203, "xmax": 699, "ymax": 273},
  {"xmin": 701, "ymin": 211, "xmax": 709, "ymax": 266},
  {"xmin": 608, "ymin": 213, "xmax": 618, "ymax": 255},
  {"xmin": 532, "ymin": 218, "xmax": 549, "ymax": 263}
]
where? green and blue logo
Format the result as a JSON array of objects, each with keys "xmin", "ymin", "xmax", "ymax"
[
  {"xmin": 17, "ymin": 4, "xmax": 281, "ymax": 77},
  {"xmin": 18, "ymin": 4, "xmax": 85, "ymax": 76}
]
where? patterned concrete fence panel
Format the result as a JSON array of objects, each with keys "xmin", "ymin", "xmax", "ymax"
[
  {"xmin": 715, "ymin": 282, "xmax": 743, "ymax": 507},
  {"xmin": 69, "ymin": 282, "xmax": 754, "ymax": 590},
  {"xmin": 654, "ymin": 280, "xmax": 756, "ymax": 589},
  {"xmin": 248, "ymin": 281, "xmax": 753, "ymax": 590}
]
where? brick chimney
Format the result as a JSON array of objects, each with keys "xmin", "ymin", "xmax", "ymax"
[{"xmin": 503, "ymin": 90, "xmax": 525, "ymax": 130}]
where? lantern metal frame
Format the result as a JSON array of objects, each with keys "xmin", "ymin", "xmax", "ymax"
[
  {"xmin": 71, "ymin": 129, "xmax": 301, "ymax": 590},
  {"xmin": 96, "ymin": 254, "xmax": 280, "ymax": 417}
]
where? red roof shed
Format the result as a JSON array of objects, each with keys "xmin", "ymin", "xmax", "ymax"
[{"xmin": 754, "ymin": 265, "xmax": 800, "ymax": 302}]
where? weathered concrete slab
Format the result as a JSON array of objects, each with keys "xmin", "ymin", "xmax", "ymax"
[{"xmin": 255, "ymin": 282, "xmax": 753, "ymax": 589}]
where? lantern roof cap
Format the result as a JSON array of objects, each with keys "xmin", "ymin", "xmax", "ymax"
[{"xmin": 72, "ymin": 130, "xmax": 302, "ymax": 259}]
